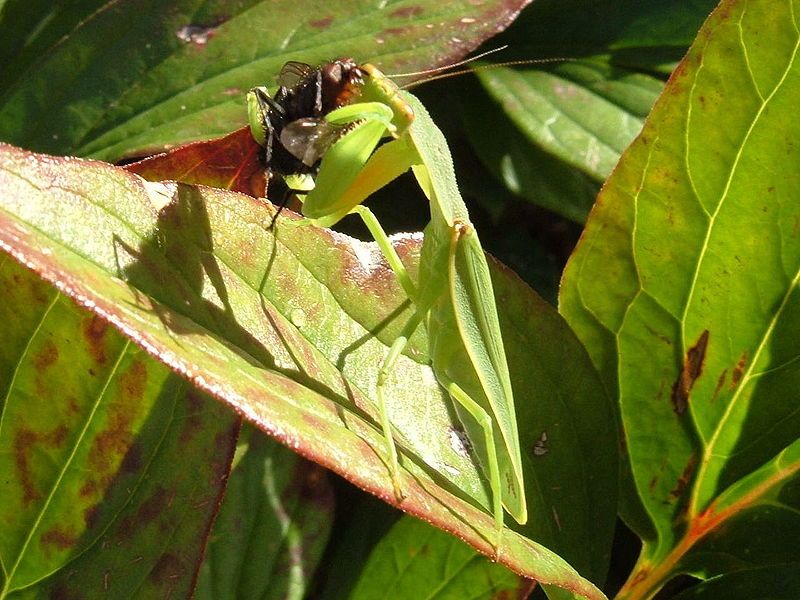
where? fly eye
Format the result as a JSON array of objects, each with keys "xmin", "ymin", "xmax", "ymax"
[{"xmin": 321, "ymin": 63, "xmax": 342, "ymax": 84}]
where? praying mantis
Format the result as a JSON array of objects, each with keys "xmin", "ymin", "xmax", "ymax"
[{"xmin": 247, "ymin": 60, "xmax": 528, "ymax": 541}]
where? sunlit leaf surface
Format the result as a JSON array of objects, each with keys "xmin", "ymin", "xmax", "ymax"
[
  {"xmin": 0, "ymin": 144, "xmax": 612, "ymax": 598},
  {"xmin": 561, "ymin": 0, "xmax": 800, "ymax": 596},
  {"xmin": 0, "ymin": 0, "xmax": 531, "ymax": 161},
  {"xmin": 0, "ymin": 259, "xmax": 238, "ymax": 597}
]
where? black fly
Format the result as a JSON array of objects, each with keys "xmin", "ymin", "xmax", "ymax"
[{"xmin": 247, "ymin": 59, "xmax": 365, "ymax": 224}]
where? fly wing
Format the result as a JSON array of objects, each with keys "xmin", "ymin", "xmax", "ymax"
[
  {"xmin": 279, "ymin": 118, "xmax": 346, "ymax": 167},
  {"xmin": 301, "ymin": 118, "xmax": 388, "ymax": 226},
  {"xmin": 277, "ymin": 61, "xmax": 315, "ymax": 88}
]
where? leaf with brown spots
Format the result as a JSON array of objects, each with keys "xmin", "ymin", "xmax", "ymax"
[
  {"xmin": 0, "ymin": 260, "xmax": 237, "ymax": 596},
  {"xmin": 125, "ymin": 127, "xmax": 267, "ymax": 197},
  {"xmin": 0, "ymin": 143, "xmax": 611, "ymax": 598},
  {"xmin": 671, "ymin": 330, "xmax": 710, "ymax": 415},
  {"xmin": 561, "ymin": 0, "xmax": 800, "ymax": 597}
]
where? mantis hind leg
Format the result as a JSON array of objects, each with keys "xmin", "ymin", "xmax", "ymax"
[
  {"xmin": 374, "ymin": 311, "xmax": 425, "ymax": 502},
  {"xmin": 439, "ymin": 374, "xmax": 504, "ymax": 558}
]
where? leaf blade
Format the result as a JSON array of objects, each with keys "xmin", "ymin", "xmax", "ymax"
[
  {"xmin": 0, "ymin": 143, "xmax": 608, "ymax": 598},
  {"xmin": 560, "ymin": 0, "xmax": 800, "ymax": 593}
]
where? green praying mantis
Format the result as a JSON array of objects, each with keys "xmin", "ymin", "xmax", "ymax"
[{"xmin": 247, "ymin": 60, "xmax": 528, "ymax": 543}]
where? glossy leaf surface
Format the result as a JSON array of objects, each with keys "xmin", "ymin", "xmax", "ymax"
[
  {"xmin": 560, "ymin": 0, "xmax": 800, "ymax": 596},
  {"xmin": 461, "ymin": 0, "xmax": 719, "ymax": 221},
  {"xmin": 0, "ymin": 259, "xmax": 238, "ymax": 597},
  {"xmin": 0, "ymin": 0, "xmax": 531, "ymax": 161},
  {"xmin": 0, "ymin": 144, "xmax": 613, "ymax": 599}
]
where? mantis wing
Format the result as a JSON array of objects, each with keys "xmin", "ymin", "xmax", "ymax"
[{"xmin": 451, "ymin": 226, "xmax": 526, "ymax": 524}]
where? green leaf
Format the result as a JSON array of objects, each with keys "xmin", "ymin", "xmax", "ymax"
[
  {"xmin": 349, "ymin": 516, "xmax": 527, "ymax": 600},
  {"xmin": 0, "ymin": 258, "xmax": 238, "ymax": 597},
  {"xmin": 0, "ymin": 0, "xmax": 531, "ymax": 161},
  {"xmin": 474, "ymin": 59, "xmax": 661, "ymax": 182},
  {"xmin": 489, "ymin": 0, "xmax": 717, "ymax": 58},
  {"xmin": 0, "ymin": 143, "xmax": 610, "ymax": 599},
  {"xmin": 195, "ymin": 427, "xmax": 334, "ymax": 600},
  {"xmin": 680, "ymin": 439, "xmax": 800, "ymax": 578},
  {"xmin": 458, "ymin": 0, "xmax": 718, "ymax": 220},
  {"xmin": 560, "ymin": 0, "xmax": 800, "ymax": 596},
  {"xmin": 459, "ymin": 77, "xmax": 599, "ymax": 223},
  {"xmin": 492, "ymin": 257, "xmax": 617, "ymax": 589},
  {"xmin": 316, "ymin": 492, "xmax": 399, "ymax": 600},
  {"xmin": 0, "ymin": 0, "xmax": 108, "ymax": 91},
  {"xmin": 671, "ymin": 564, "xmax": 800, "ymax": 600}
]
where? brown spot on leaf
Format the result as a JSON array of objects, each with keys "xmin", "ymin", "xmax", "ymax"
[
  {"xmin": 49, "ymin": 582, "xmax": 83, "ymax": 600},
  {"xmin": 82, "ymin": 315, "xmax": 109, "ymax": 364},
  {"xmin": 390, "ymin": 5, "xmax": 423, "ymax": 18},
  {"xmin": 67, "ymin": 397, "xmax": 81, "ymax": 414},
  {"xmin": 15, "ymin": 429, "xmax": 40, "ymax": 504},
  {"xmin": 80, "ymin": 479, "xmax": 97, "ymax": 498},
  {"xmin": 84, "ymin": 504, "xmax": 101, "ymax": 529},
  {"xmin": 712, "ymin": 369, "xmax": 727, "ymax": 403},
  {"xmin": 730, "ymin": 352, "xmax": 748, "ymax": 390},
  {"xmin": 179, "ymin": 390, "xmax": 204, "ymax": 443},
  {"xmin": 120, "ymin": 359, "xmax": 148, "ymax": 401},
  {"xmin": 137, "ymin": 486, "xmax": 170, "ymax": 525},
  {"xmin": 33, "ymin": 339, "xmax": 59, "ymax": 370},
  {"xmin": 29, "ymin": 278, "xmax": 52, "ymax": 305},
  {"xmin": 668, "ymin": 455, "xmax": 697, "ymax": 501},
  {"xmin": 41, "ymin": 526, "xmax": 78, "ymax": 550},
  {"xmin": 121, "ymin": 442, "xmax": 143, "ymax": 472},
  {"xmin": 14, "ymin": 425, "xmax": 70, "ymax": 504},
  {"xmin": 310, "ymin": 16, "xmax": 333, "ymax": 29},
  {"xmin": 116, "ymin": 486, "xmax": 171, "ymax": 540},
  {"xmin": 671, "ymin": 330, "xmax": 709, "ymax": 415},
  {"xmin": 89, "ymin": 408, "xmax": 133, "ymax": 473},
  {"xmin": 49, "ymin": 425, "xmax": 69, "ymax": 446},
  {"xmin": 381, "ymin": 26, "xmax": 411, "ymax": 37}
]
